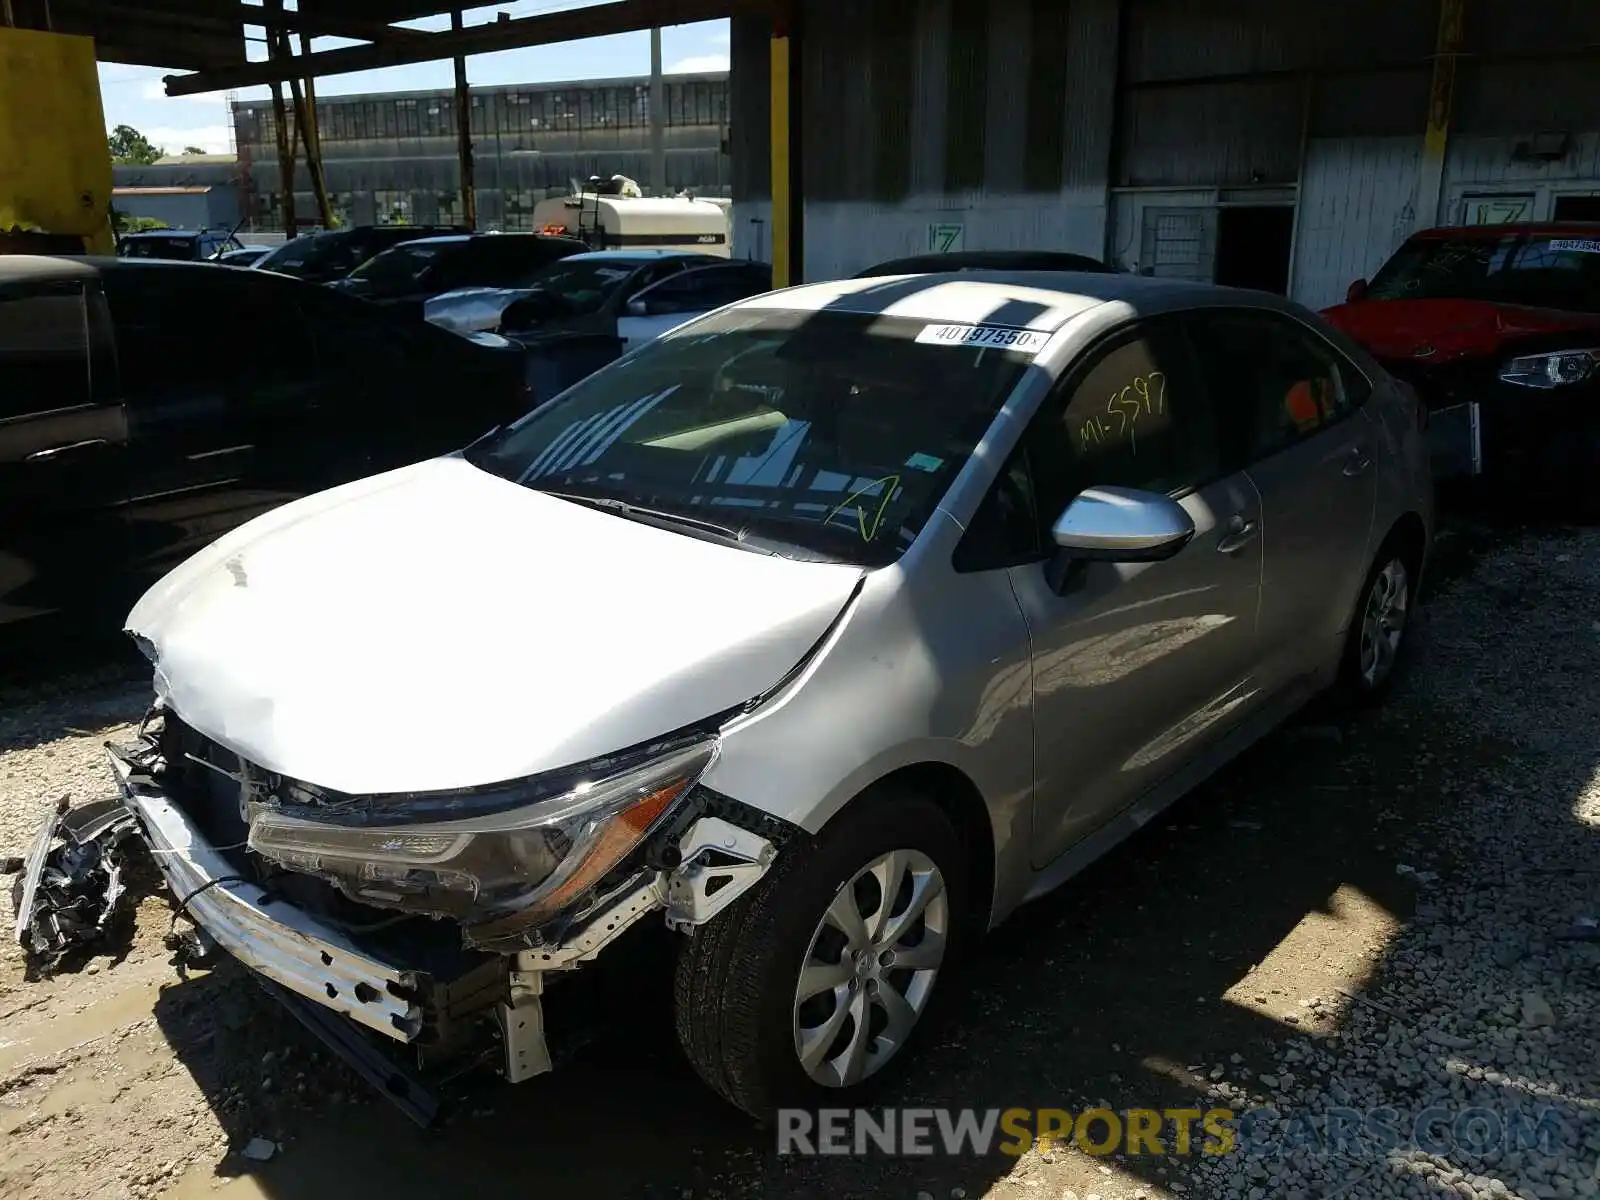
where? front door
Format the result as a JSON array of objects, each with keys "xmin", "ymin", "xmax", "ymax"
[
  {"xmin": 1003, "ymin": 316, "xmax": 1266, "ymax": 867},
  {"xmin": 1186, "ymin": 308, "xmax": 1378, "ymax": 690}
]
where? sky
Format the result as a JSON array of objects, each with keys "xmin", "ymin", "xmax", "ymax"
[{"xmin": 96, "ymin": 1, "xmax": 730, "ymax": 156}]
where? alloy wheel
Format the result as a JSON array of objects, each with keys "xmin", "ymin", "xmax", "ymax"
[
  {"xmin": 1359, "ymin": 557, "xmax": 1409, "ymax": 689},
  {"xmin": 792, "ymin": 848, "xmax": 949, "ymax": 1088}
]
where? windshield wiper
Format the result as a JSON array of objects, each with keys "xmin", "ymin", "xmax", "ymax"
[{"xmin": 541, "ymin": 492, "xmax": 775, "ymax": 555}]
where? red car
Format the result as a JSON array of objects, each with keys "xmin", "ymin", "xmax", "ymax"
[{"xmin": 1321, "ymin": 222, "xmax": 1600, "ymax": 491}]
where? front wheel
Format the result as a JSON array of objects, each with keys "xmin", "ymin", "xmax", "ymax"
[{"xmin": 673, "ymin": 788, "xmax": 969, "ymax": 1121}]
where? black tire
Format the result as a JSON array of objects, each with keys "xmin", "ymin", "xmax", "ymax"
[
  {"xmin": 673, "ymin": 786, "xmax": 969, "ymax": 1122},
  {"xmin": 1335, "ymin": 533, "xmax": 1422, "ymax": 707}
]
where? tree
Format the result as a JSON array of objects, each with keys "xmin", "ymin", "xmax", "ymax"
[
  {"xmin": 182, "ymin": 145, "xmax": 208, "ymax": 156},
  {"xmin": 108, "ymin": 124, "xmax": 163, "ymax": 165}
]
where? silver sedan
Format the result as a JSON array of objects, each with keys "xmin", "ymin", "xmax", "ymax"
[{"xmin": 113, "ymin": 270, "xmax": 1432, "ymax": 1120}]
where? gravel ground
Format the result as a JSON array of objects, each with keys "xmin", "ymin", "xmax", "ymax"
[
  {"xmin": 1182, "ymin": 531, "xmax": 1600, "ymax": 1200},
  {"xmin": 0, "ymin": 523, "xmax": 1596, "ymax": 1200}
]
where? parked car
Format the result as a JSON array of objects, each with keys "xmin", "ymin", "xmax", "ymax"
[
  {"xmin": 430, "ymin": 251, "xmax": 772, "ymax": 404},
  {"xmin": 1322, "ymin": 221, "xmax": 1600, "ymax": 490},
  {"xmin": 0, "ymin": 255, "xmax": 531, "ymax": 635},
  {"xmin": 115, "ymin": 229, "xmax": 245, "ymax": 261},
  {"xmin": 326, "ymin": 232, "xmax": 589, "ymax": 320},
  {"xmin": 215, "ymin": 246, "xmax": 271, "ymax": 268},
  {"xmin": 252, "ymin": 224, "xmax": 467, "ymax": 285},
  {"xmin": 100, "ymin": 271, "xmax": 1431, "ymax": 1120},
  {"xmin": 854, "ymin": 249, "xmax": 1115, "ymax": 278}
]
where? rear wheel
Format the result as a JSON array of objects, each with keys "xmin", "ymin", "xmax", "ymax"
[
  {"xmin": 1337, "ymin": 541, "xmax": 1416, "ymax": 704},
  {"xmin": 673, "ymin": 788, "xmax": 968, "ymax": 1121}
]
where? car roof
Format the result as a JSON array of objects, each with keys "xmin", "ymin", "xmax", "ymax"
[
  {"xmin": 1414, "ymin": 221, "xmax": 1600, "ymax": 240},
  {"xmin": 562, "ymin": 249, "xmax": 718, "ymax": 262},
  {"xmin": 121, "ymin": 229, "xmax": 204, "ymax": 237},
  {"xmin": 855, "ymin": 250, "xmax": 1113, "ymax": 276},
  {"xmin": 0, "ymin": 255, "xmax": 101, "ymax": 284},
  {"xmin": 739, "ymin": 271, "xmax": 1273, "ymax": 332}
]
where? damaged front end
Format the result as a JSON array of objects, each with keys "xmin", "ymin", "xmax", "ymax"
[
  {"xmin": 10, "ymin": 795, "xmax": 141, "ymax": 969},
  {"xmin": 100, "ymin": 703, "xmax": 789, "ymax": 1110}
]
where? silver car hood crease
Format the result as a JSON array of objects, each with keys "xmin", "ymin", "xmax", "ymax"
[{"xmin": 126, "ymin": 456, "xmax": 864, "ymax": 796}]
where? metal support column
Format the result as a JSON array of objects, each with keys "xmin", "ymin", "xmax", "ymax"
[
  {"xmin": 1417, "ymin": 0, "xmax": 1465, "ymax": 229},
  {"xmin": 280, "ymin": 28, "xmax": 331, "ymax": 230},
  {"xmin": 769, "ymin": 5, "xmax": 801, "ymax": 287},
  {"xmin": 264, "ymin": 0, "xmax": 297, "ymax": 234},
  {"xmin": 451, "ymin": 9, "xmax": 476, "ymax": 229},
  {"xmin": 649, "ymin": 27, "xmax": 666, "ymax": 196},
  {"xmin": 298, "ymin": 28, "xmax": 333, "ymax": 228}
]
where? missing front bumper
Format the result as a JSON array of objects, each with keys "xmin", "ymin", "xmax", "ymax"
[{"xmin": 108, "ymin": 745, "xmax": 428, "ymax": 1042}]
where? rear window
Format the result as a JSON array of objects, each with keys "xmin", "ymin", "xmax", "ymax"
[
  {"xmin": 1369, "ymin": 233, "xmax": 1600, "ymax": 313},
  {"xmin": 464, "ymin": 307, "xmax": 1037, "ymax": 566},
  {"xmin": 119, "ymin": 236, "xmax": 199, "ymax": 260}
]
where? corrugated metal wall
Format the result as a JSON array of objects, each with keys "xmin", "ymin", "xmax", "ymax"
[
  {"xmin": 724, "ymin": 0, "xmax": 1600, "ymax": 288},
  {"xmin": 1291, "ymin": 136, "xmax": 1424, "ymax": 310}
]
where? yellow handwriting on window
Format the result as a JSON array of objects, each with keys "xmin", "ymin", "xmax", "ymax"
[
  {"xmin": 825, "ymin": 474, "xmax": 901, "ymax": 541},
  {"xmin": 1076, "ymin": 371, "xmax": 1167, "ymax": 455}
]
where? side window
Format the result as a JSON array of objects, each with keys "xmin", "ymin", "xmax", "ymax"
[
  {"xmin": 0, "ymin": 286, "xmax": 91, "ymax": 418},
  {"xmin": 1188, "ymin": 309, "xmax": 1364, "ymax": 466},
  {"xmin": 1027, "ymin": 317, "xmax": 1219, "ymax": 533},
  {"xmin": 953, "ymin": 448, "xmax": 1041, "ymax": 572},
  {"xmin": 636, "ymin": 266, "xmax": 769, "ymax": 315}
]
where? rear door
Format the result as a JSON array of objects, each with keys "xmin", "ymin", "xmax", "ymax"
[
  {"xmin": 1187, "ymin": 306, "xmax": 1378, "ymax": 692},
  {"xmin": 0, "ymin": 277, "xmax": 129, "ymax": 628},
  {"xmin": 109, "ymin": 267, "xmax": 326, "ymax": 584},
  {"xmin": 616, "ymin": 262, "xmax": 773, "ymax": 349}
]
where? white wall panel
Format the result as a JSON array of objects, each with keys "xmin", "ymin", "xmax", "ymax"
[{"xmin": 1290, "ymin": 136, "xmax": 1422, "ymax": 311}]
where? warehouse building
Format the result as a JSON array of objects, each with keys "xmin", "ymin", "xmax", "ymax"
[
  {"xmin": 730, "ymin": 0, "xmax": 1600, "ymax": 308},
  {"xmin": 230, "ymin": 70, "xmax": 731, "ymax": 230}
]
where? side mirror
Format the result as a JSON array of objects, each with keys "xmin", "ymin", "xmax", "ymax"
[
  {"xmin": 1050, "ymin": 486, "xmax": 1195, "ymax": 563},
  {"xmin": 1345, "ymin": 278, "xmax": 1369, "ymax": 303},
  {"xmin": 625, "ymin": 297, "xmax": 650, "ymax": 317}
]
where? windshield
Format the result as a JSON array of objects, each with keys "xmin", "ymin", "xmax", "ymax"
[
  {"xmin": 464, "ymin": 308, "xmax": 1035, "ymax": 566},
  {"xmin": 1369, "ymin": 232, "xmax": 1600, "ymax": 313},
  {"xmin": 257, "ymin": 232, "xmax": 370, "ymax": 278},
  {"xmin": 343, "ymin": 241, "xmax": 456, "ymax": 294},
  {"xmin": 120, "ymin": 236, "xmax": 198, "ymax": 259},
  {"xmin": 510, "ymin": 258, "xmax": 644, "ymax": 316}
]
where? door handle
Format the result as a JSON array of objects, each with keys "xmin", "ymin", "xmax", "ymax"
[
  {"xmin": 1216, "ymin": 514, "xmax": 1259, "ymax": 555},
  {"xmin": 25, "ymin": 438, "xmax": 108, "ymax": 462},
  {"xmin": 1343, "ymin": 445, "xmax": 1374, "ymax": 477}
]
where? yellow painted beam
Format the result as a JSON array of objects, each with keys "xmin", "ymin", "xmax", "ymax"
[
  {"xmin": 0, "ymin": 27, "xmax": 114, "ymax": 252},
  {"xmin": 1417, "ymin": 0, "xmax": 1465, "ymax": 227},
  {"xmin": 769, "ymin": 32, "xmax": 792, "ymax": 287}
]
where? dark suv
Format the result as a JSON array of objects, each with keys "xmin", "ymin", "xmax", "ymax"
[
  {"xmin": 116, "ymin": 229, "xmax": 245, "ymax": 261},
  {"xmin": 0, "ymin": 255, "xmax": 533, "ymax": 636},
  {"xmin": 253, "ymin": 224, "xmax": 468, "ymax": 285}
]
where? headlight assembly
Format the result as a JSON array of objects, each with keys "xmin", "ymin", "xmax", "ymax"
[
  {"xmin": 1498, "ymin": 348, "xmax": 1600, "ymax": 389},
  {"xmin": 246, "ymin": 739, "xmax": 717, "ymax": 942}
]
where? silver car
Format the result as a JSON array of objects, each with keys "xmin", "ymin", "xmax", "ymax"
[{"xmin": 106, "ymin": 272, "xmax": 1431, "ymax": 1119}]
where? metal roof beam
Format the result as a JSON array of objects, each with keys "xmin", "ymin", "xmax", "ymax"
[{"xmin": 160, "ymin": 0, "xmax": 757, "ymax": 95}]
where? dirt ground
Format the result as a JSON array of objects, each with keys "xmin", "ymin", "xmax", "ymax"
[{"xmin": 1, "ymin": 516, "xmax": 1592, "ymax": 1200}]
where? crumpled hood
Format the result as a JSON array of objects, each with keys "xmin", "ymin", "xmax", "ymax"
[
  {"xmin": 425, "ymin": 286, "xmax": 531, "ymax": 334},
  {"xmin": 127, "ymin": 456, "xmax": 863, "ymax": 795},
  {"xmin": 1322, "ymin": 298, "xmax": 1600, "ymax": 364}
]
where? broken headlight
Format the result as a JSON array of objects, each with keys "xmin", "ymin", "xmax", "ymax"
[{"xmin": 246, "ymin": 739, "xmax": 716, "ymax": 940}]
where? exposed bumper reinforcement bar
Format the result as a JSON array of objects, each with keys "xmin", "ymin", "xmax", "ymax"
[{"xmin": 106, "ymin": 744, "xmax": 425, "ymax": 1044}]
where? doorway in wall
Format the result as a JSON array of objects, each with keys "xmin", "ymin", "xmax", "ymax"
[
  {"xmin": 1213, "ymin": 204, "xmax": 1295, "ymax": 294},
  {"xmin": 1553, "ymin": 195, "xmax": 1600, "ymax": 221}
]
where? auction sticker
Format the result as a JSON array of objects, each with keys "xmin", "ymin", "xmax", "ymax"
[
  {"xmin": 1548, "ymin": 239, "xmax": 1600, "ymax": 255},
  {"xmin": 916, "ymin": 323, "xmax": 1052, "ymax": 353}
]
